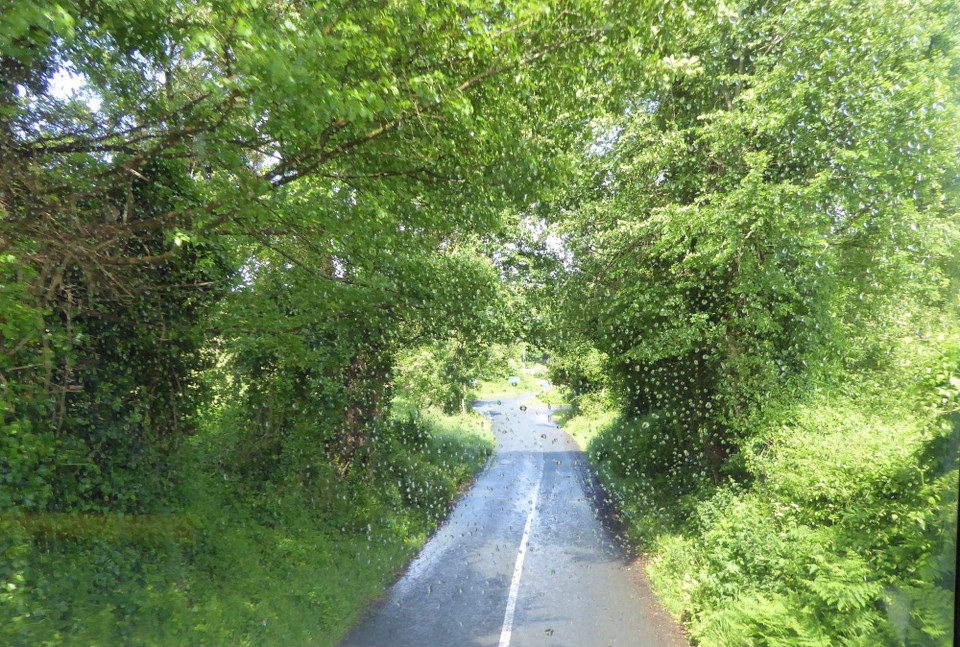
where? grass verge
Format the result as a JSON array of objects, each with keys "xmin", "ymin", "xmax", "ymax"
[
  {"xmin": 1, "ymin": 407, "xmax": 493, "ymax": 646},
  {"xmin": 558, "ymin": 379, "xmax": 958, "ymax": 645}
]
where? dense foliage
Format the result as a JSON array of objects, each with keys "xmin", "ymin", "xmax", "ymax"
[
  {"xmin": 556, "ymin": 0, "xmax": 958, "ymax": 477},
  {"xmin": 548, "ymin": 0, "xmax": 959, "ymax": 643},
  {"xmin": 1, "ymin": 0, "xmax": 616, "ymax": 503}
]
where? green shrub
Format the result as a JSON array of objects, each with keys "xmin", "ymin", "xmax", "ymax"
[
  {"xmin": 643, "ymin": 376, "xmax": 958, "ymax": 646},
  {"xmin": 570, "ymin": 341, "xmax": 959, "ymax": 646},
  {"xmin": 0, "ymin": 403, "xmax": 493, "ymax": 646}
]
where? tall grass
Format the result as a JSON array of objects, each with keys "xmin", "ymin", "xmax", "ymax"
[
  {"xmin": 1, "ymin": 407, "xmax": 492, "ymax": 646},
  {"xmin": 567, "ymin": 367, "xmax": 958, "ymax": 645}
]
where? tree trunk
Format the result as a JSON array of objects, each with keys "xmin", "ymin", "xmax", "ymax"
[{"xmin": 333, "ymin": 346, "xmax": 391, "ymax": 472}]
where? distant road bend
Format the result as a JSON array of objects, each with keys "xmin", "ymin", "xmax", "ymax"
[{"xmin": 340, "ymin": 395, "xmax": 687, "ymax": 647}]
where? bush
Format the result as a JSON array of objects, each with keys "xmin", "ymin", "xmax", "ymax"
[
  {"xmin": 644, "ymin": 376, "xmax": 958, "ymax": 646},
  {"xmin": 0, "ymin": 403, "xmax": 493, "ymax": 646}
]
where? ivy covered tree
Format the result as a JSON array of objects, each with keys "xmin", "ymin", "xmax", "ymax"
[{"xmin": 554, "ymin": 0, "xmax": 959, "ymax": 479}]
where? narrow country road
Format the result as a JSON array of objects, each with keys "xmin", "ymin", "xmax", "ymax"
[{"xmin": 339, "ymin": 395, "xmax": 686, "ymax": 647}]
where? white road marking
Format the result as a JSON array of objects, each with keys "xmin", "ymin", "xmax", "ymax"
[{"xmin": 497, "ymin": 481, "xmax": 540, "ymax": 647}]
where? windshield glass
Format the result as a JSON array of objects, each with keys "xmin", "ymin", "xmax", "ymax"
[{"xmin": 1, "ymin": 1, "xmax": 957, "ymax": 646}]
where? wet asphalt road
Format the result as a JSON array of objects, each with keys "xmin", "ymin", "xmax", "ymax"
[{"xmin": 339, "ymin": 395, "xmax": 683, "ymax": 647}]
